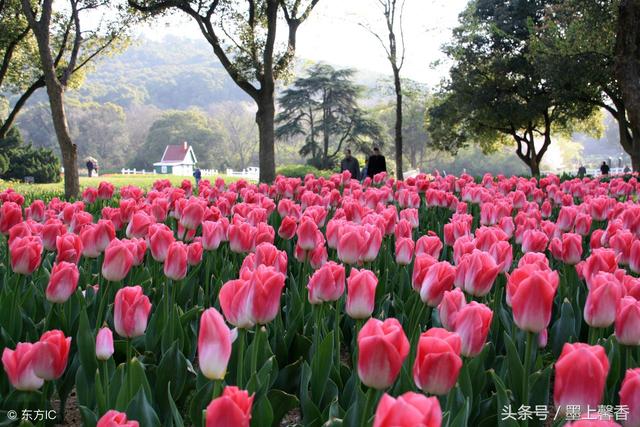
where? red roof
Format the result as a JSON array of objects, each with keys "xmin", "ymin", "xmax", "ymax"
[{"xmin": 162, "ymin": 144, "xmax": 189, "ymax": 162}]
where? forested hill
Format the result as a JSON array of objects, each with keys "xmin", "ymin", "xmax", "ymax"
[{"xmin": 72, "ymin": 36, "xmax": 252, "ymax": 110}]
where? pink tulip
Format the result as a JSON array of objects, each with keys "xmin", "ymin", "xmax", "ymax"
[
  {"xmin": 615, "ymin": 296, "xmax": 640, "ymax": 346},
  {"xmin": 453, "ymin": 301, "xmax": 493, "ymax": 357},
  {"xmin": 113, "ymin": 286, "xmax": 152, "ymax": 338},
  {"xmin": 395, "ymin": 237, "xmax": 414, "ymax": 265},
  {"xmin": 126, "ymin": 211, "xmax": 154, "ymax": 239},
  {"xmin": 278, "ymin": 216, "xmax": 297, "ymax": 240},
  {"xmin": 454, "ymin": 249, "xmax": 500, "ymax": 297},
  {"xmin": 205, "ymin": 386, "xmax": 254, "ymax": 427},
  {"xmin": 9, "ymin": 236, "xmax": 43, "ymax": 275},
  {"xmin": 373, "ymin": 392, "xmax": 442, "ymax": 427},
  {"xmin": 297, "ymin": 217, "xmax": 319, "ymax": 251},
  {"xmin": 554, "ymin": 343, "xmax": 609, "ymax": 412},
  {"xmin": 521, "ymin": 229, "xmax": 549, "ymax": 253},
  {"xmin": 630, "ymin": 240, "xmax": 640, "ymax": 274},
  {"xmin": 164, "ymin": 241, "xmax": 188, "ymax": 280},
  {"xmin": 32, "ymin": 330, "xmax": 71, "ymax": 380},
  {"xmin": 307, "ymin": 261, "xmax": 345, "ymax": 304},
  {"xmin": 346, "ymin": 268, "xmax": 378, "ymax": 319},
  {"xmin": 41, "ymin": 219, "xmax": 67, "ymax": 251},
  {"xmin": 56, "ymin": 232, "xmax": 83, "ymax": 264},
  {"xmin": 46, "ymin": 261, "xmax": 79, "ymax": 303},
  {"xmin": 1, "ymin": 343, "xmax": 43, "ymax": 391},
  {"xmin": 419, "ymin": 261, "xmax": 456, "ymax": 307},
  {"xmin": 202, "ymin": 220, "xmax": 227, "ymax": 250},
  {"xmin": 96, "ymin": 327, "xmax": 114, "ymax": 361},
  {"xmin": 438, "ymin": 288, "xmax": 466, "ymax": 331},
  {"xmin": 413, "ymin": 328, "xmax": 462, "ymax": 395},
  {"xmin": 415, "ymin": 234, "xmax": 443, "ymax": 259},
  {"xmin": 180, "ymin": 199, "xmax": 205, "ymax": 230},
  {"xmin": 148, "ymin": 223, "xmax": 175, "ymax": 262},
  {"xmin": 337, "ymin": 228, "xmax": 366, "ymax": 265},
  {"xmin": 97, "ymin": 410, "xmax": 139, "ymax": 427},
  {"xmin": 219, "ymin": 279, "xmax": 255, "ymax": 328},
  {"xmin": 511, "ymin": 270, "xmax": 559, "ymax": 333},
  {"xmin": 0, "ymin": 202, "xmax": 22, "ymax": 235},
  {"xmin": 228, "ymin": 222, "xmax": 255, "ymax": 253},
  {"xmin": 412, "ymin": 254, "xmax": 438, "ymax": 292},
  {"xmin": 102, "ymin": 238, "xmax": 134, "ymax": 282},
  {"xmin": 249, "ymin": 265, "xmax": 286, "ymax": 324},
  {"xmin": 358, "ymin": 318, "xmax": 409, "ymax": 389},
  {"xmin": 187, "ymin": 241, "xmax": 203, "ymax": 266},
  {"xmin": 620, "ymin": 368, "xmax": 640, "ymax": 427},
  {"xmin": 584, "ymin": 272, "xmax": 625, "ymax": 328},
  {"xmin": 198, "ymin": 308, "xmax": 233, "ymax": 380}
]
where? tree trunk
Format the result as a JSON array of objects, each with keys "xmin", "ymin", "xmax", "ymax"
[
  {"xmin": 529, "ymin": 156, "xmax": 540, "ymax": 178},
  {"xmin": 256, "ymin": 94, "xmax": 276, "ymax": 183},
  {"xmin": 47, "ymin": 82, "xmax": 79, "ymax": 199},
  {"xmin": 615, "ymin": 0, "xmax": 640, "ymax": 172},
  {"xmin": 394, "ymin": 69, "xmax": 403, "ymax": 180}
]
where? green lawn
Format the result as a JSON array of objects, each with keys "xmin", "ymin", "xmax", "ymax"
[{"xmin": 0, "ymin": 174, "xmax": 243, "ymax": 202}]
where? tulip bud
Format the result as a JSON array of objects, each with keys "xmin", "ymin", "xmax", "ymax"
[
  {"xmin": 395, "ymin": 237, "xmax": 415, "ymax": 265},
  {"xmin": 615, "ymin": 296, "xmax": 640, "ymax": 346},
  {"xmin": 198, "ymin": 308, "xmax": 233, "ymax": 380},
  {"xmin": 10, "ymin": 236, "xmax": 43, "ymax": 275},
  {"xmin": 453, "ymin": 301, "xmax": 493, "ymax": 357},
  {"xmin": 307, "ymin": 261, "xmax": 345, "ymax": 304},
  {"xmin": 97, "ymin": 410, "xmax": 139, "ymax": 427},
  {"xmin": 419, "ymin": 261, "xmax": 456, "ymax": 307},
  {"xmin": 413, "ymin": 328, "xmax": 462, "ymax": 395},
  {"xmin": 102, "ymin": 239, "xmax": 133, "ymax": 282},
  {"xmin": 205, "ymin": 386, "xmax": 254, "ymax": 427},
  {"xmin": 620, "ymin": 368, "xmax": 640, "ymax": 427},
  {"xmin": 96, "ymin": 327, "xmax": 114, "ymax": 361},
  {"xmin": 357, "ymin": 318, "xmax": 409, "ymax": 389},
  {"xmin": 164, "ymin": 241, "xmax": 188, "ymax": 280},
  {"xmin": 1, "ymin": 343, "xmax": 43, "ymax": 391},
  {"xmin": 32, "ymin": 330, "xmax": 71, "ymax": 380},
  {"xmin": 113, "ymin": 286, "xmax": 152, "ymax": 338},
  {"xmin": 346, "ymin": 268, "xmax": 378, "ymax": 319},
  {"xmin": 373, "ymin": 392, "xmax": 442, "ymax": 427}
]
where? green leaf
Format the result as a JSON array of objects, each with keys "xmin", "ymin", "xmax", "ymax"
[
  {"xmin": 167, "ymin": 382, "xmax": 185, "ymax": 427},
  {"xmin": 310, "ymin": 331, "xmax": 334, "ymax": 406},
  {"xmin": 490, "ymin": 371, "xmax": 519, "ymax": 427},
  {"xmin": 449, "ymin": 398, "xmax": 470, "ymax": 427},
  {"xmin": 550, "ymin": 300, "xmax": 576, "ymax": 357},
  {"xmin": 503, "ymin": 331, "xmax": 524, "ymax": 404},
  {"xmin": 188, "ymin": 382, "xmax": 213, "ymax": 427},
  {"xmin": 115, "ymin": 358, "xmax": 153, "ymax": 410},
  {"xmin": 126, "ymin": 389, "xmax": 161, "ymax": 427},
  {"xmin": 300, "ymin": 362, "xmax": 323, "ymax": 427},
  {"xmin": 155, "ymin": 341, "xmax": 190, "ymax": 410},
  {"xmin": 78, "ymin": 405, "xmax": 98, "ymax": 427},
  {"xmin": 251, "ymin": 394, "xmax": 274, "ymax": 427},
  {"xmin": 77, "ymin": 307, "xmax": 98, "ymax": 380},
  {"xmin": 268, "ymin": 390, "xmax": 299, "ymax": 427}
]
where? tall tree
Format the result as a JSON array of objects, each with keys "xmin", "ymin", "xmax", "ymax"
[
  {"xmin": 128, "ymin": 0, "xmax": 321, "ymax": 183},
  {"xmin": 615, "ymin": 0, "xmax": 640, "ymax": 170},
  {"xmin": 362, "ymin": 0, "xmax": 406, "ymax": 179},
  {"xmin": 532, "ymin": 0, "xmax": 640, "ymax": 171},
  {"xmin": 276, "ymin": 64, "xmax": 382, "ymax": 169},
  {"xmin": 428, "ymin": 0, "xmax": 597, "ymax": 177},
  {"xmin": 20, "ymin": 0, "xmax": 129, "ymax": 198}
]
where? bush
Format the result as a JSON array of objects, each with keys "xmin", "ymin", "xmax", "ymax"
[
  {"xmin": 1, "ymin": 129, "xmax": 61, "ymax": 183},
  {"xmin": 276, "ymin": 164, "xmax": 334, "ymax": 179}
]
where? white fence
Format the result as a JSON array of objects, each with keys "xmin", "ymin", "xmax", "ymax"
[
  {"xmin": 226, "ymin": 167, "xmax": 259, "ymax": 181},
  {"xmin": 121, "ymin": 168, "xmax": 154, "ymax": 175}
]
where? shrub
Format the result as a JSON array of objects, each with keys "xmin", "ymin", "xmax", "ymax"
[
  {"xmin": 0, "ymin": 128, "xmax": 61, "ymax": 183},
  {"xmin": 276, "ymin": 164, "xmax": 334, "ymax": 179}
]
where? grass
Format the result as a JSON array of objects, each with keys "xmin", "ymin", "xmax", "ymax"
[{"xmin": 0, "ymin": 174, "xmax": 244, "ymax": 203}]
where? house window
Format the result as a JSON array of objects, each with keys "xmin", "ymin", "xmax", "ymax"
[{"xmin": 161, "ymin": 165, "xmax": 167, "ymax": 173}]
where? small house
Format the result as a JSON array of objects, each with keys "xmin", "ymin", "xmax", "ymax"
[{"xmin": 153, "ymin": 142, "xmax": 197, "ymax": 176}]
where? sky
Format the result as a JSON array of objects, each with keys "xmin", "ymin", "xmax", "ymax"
[{"xmin": 137, "ymin": 0, "xmax": 469, "ymax": 86}]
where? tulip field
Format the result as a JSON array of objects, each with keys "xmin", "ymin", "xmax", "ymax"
[{"xmin": 1, "ymin": 172, "xmax": 640, "ymax": 427}]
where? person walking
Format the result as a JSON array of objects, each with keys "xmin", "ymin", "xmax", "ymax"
[
  {"xmin": 366, "ymin": 147, "xmax": 387, "ymax": 178},
  {"xmin": 600, "ymin": 161, "xmax": 610, "ymax": 176},
  {"xmin": 340, "ymin": 149, "xmax": 360, "ymax": 180},
  {"xmin": 86, "ymin": 160, "xmax": 94, "ymax": 177},
  {"xmin": 577, "ymin": 165, "xmax": 586, "ymax": 178},
  {"xmin": 193, "ymin": 168, "xmax": 202, "ymax": 188}
]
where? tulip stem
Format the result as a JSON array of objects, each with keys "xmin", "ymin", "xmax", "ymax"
[
  {"xmin": 212, "ymin": 379, "xmax": 223, "ymax": 400},
  {"xmin": 251, "ymin": 325, "xmax": 260, "ymax": 377},
  {"xmin": 361, "ymin": 388, "xmax": 378, "ymax": 427},
  {"xmin": 236, "ymin": 328, "xmax": 245, "ymax": 386},
  {"xmin": 126, "ymin": 339, "xmax": 132, "ymax": 399},
  {"xmin": 102, "ymin": 360, "xmax": 110, "ymax": 409},
  {"xmin": 95, "ymin": 281, "xmax": 110, "ymax": 329},
  {"xmin": 521, "ymin": 331, "xmax": 534, "ymax": 421},
  {"xmin": 334, "ymin": 300, "xmax": 341, "ymax": 368}
]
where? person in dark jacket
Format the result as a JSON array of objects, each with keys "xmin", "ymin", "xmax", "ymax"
[
  {"xmin": 340, "ymin": 149, "xmax": 360, "ymax": 180},
  {"xmin": 86, "ymin": 161, "xmax": 94, "ymax": 177},
  {"xmin": 367, "ymin": 147, "xmax": 387, "ymax": 178},
  {"xmin": 600, "ymin": 161, "xmax": 610, "ymax": 175}
]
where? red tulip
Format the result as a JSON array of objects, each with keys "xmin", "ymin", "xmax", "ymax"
[
  {"xmin": 46, "ymin": 261, "xmax": 79, "ymax": 303},
  {"xmin": 219, "ymin": 279, "xmax": 255, "ymax": 328},
  {"xmin": 0, "ymin": 201, "xmax": 22, "ymax": 235},
  {"xmin": 337, "ymin": 228, "xmax": 366, "ymax": 265},
  {"xmin": 518, "ymin": 251, "xmax": 549, "ymax": 269},
  {"xmin": 126, "ymin": 238, "xmax": 146, "ymax": 266},
  {"xmin": 488, "ymin": 240, "xmax": 513, "ymax": 273},
  {"xmin": 615, "ymin": 296, "xmax": 640, "ymax": 346},
  {"xmin": 97, "ymin": 182, "xmax": 115, "ymax": 200},
  {"xmin": 9, "ymin": 235, "xmax": 42, "ymax": 275},
  {"xmin": 97, "ymin": 410, "xmax": 139, "ymax": 427},
  {"xmin": 113, "ymin": 286, "xmax": 152, "ymax": 338},
  {"xmin": 362, "ymin": 225, "xmax": 383, "ymax": 263},
  {"xmin": 554, "ymin": 343, "xmax": 609, "ymax": 412},
  {"xmin": 102, "ymin": 238, "xmax": 134, "ymax": 282},
  {"xmin": 630, "ymin": 240, "xmax": 640, "ymax": 275},
  {"xmin": 307, "ymin": 261, "xmax": 345, "ymax": 304},
  {"xmin": 1, "ymin": 343, "xmax": 43, "ymax": 391},
  {"xmin": 373, "ymin": 392, "xmax": 442, "ymax": 427},
  {"xmin": 584, "ymin": 272, "xmax": 625, "ymax": 328},
  {"xmin": 419, "ymin": 261, "xmax": 456, "ymax": 307},
  {"xmin": 253, "ymin": 222, "xmax": 274, "ymax": 248},
  {"xmin": 198, "ymin": 308, "xmax": 233, "ymax": 380},
  {"xmin": 148, "ymin": 223, "xmax": 175, "ymax": 262},
  {"xmin": 187, "ymin": 241, "xmax": 203, "ymax": 266},
  {"xmin": 249, "ymin": 265, "xmax": 286, "ymax": 324},
  {"xmin": 453, "ymin": 301, "xmax": 493, "ymax": 357},
  {"xmin": 620, "ymin": 368, "xmax": 640, "ymax": 427},
  {"xmin": 521, "ymin": 229, "xmax": 549, "ymax": 253},
  {"xmin": 574, "ymin": 213, "xmax": 592, "ymax": 236},
  {"xmin": 151, "ymin": 197, "xmax": 169, "ymax": 223},
  {"xmin": 413, "ymin": 328, "xmax": 462, "ymax": 395},
  {"xmin": 205, "ymin": 386, "xmax": 254, "ymax": 427},
  {"xmin": 557, "ymin": 206, "xmax": 578, "ymax": 232},
  {"xmin": 550, "ymin": 233, "xmax": 583, "ymax": 265},
  {"xmin": 56, "ymin": 232, "xmax": 83, "ymax": 264},
  {"xmin": 346, "ymin": 268, "xmax": 378, "ymax": 319},
  {"xmin": 437, "ymin": 288, "xmax": 466, "ymax": 331},
  {"xmin": 510, "ymin": 269, "xmax": 559, "ymax": 333},
  {"xmin": 395, "ymin": 237, "xmax": 415, "ymax": 265},
  {"xmin": 41, "ymin": 219, "xmax": 67, "ymax": 251},
  {"xmin": 96, "ymin": 327, "xmax": 114, "ymax": 361},
  {"xmin": 164, "ymin": 241, "xmax": 188, "ymax": 280},
  {"xmin": 610, "ymin": 230, "xmax": 635, "ymax": 266},
  {"xmin": 32, "ymin": 330, "xmax": 71, "ymax": 380},
  {"xmin": 452, "ymin": 235, "xmax": 475, "ymax": 265},
  {"xmin": 357, "ymin": 317, "xmax": 410, "ymax": 389},
  {"xmin": 454, "ymin": 249, "xmax": 500, "ymax": 297},
  {"xmin": 578, "ymin": 248, "xmax": 618, "ymax": 288},
  {"xmin": 278, "ymin": 216, "xmax": 297, "ymax": 240}
]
